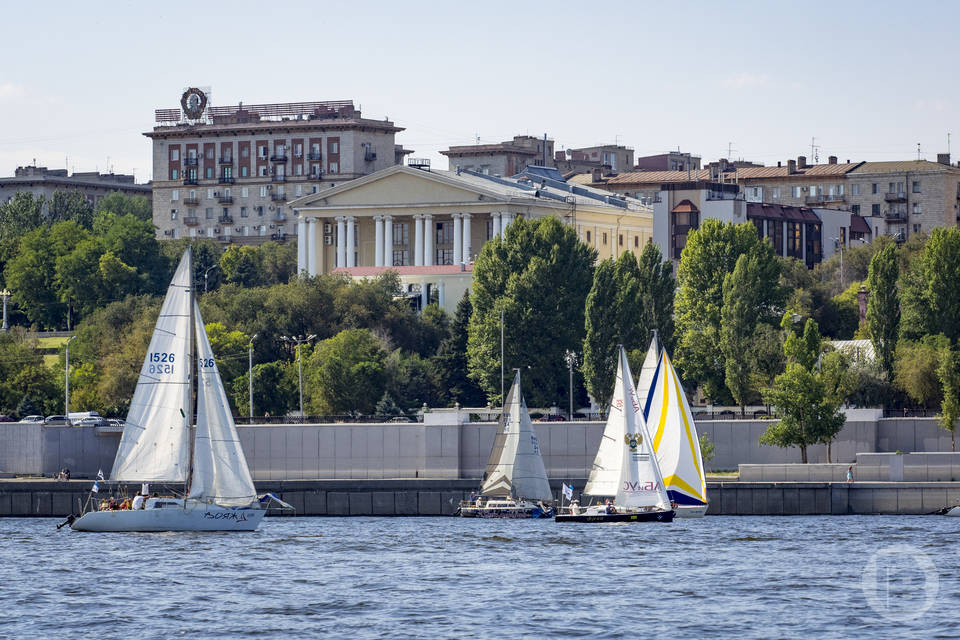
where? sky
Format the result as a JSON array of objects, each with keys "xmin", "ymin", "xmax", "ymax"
[{"xmin": 0, "ymin": 0, "xmax": 957, "ymax": 182}]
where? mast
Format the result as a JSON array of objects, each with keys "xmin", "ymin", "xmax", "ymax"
[{"xmin": 184, "ymin": 247, "xmax": 197, "ymax": 498}]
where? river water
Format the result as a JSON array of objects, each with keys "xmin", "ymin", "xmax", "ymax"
[{"xmin": 1, "ymin": 515, "xmax": 956, "ymax": 639}]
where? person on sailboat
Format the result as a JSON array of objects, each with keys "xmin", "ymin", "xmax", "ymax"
[
  {"xmin": 131, "ymin": 492, "xmax": 145, "ymax": 510},
  {"xmin": 569, "ymin": 499, "xmax": 580, "ymax": 515}
]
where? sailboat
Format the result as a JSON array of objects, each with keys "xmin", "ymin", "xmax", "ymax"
[
  {"xmin": 458, "ymin": 371, "xmax": 554, "ymax": 518},
  {"xmin": 67, "ymin": 249, "xmax": 280, "ymax": 532},
  {"xmin": 556, "ymin": 346, "xmax": 674, "ymax": 523},
  {"xmin": 641, "ymin": 335, "xmax": 709, "ymax": 518}
]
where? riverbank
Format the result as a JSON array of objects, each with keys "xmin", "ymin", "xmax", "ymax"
[{"xmin": 2, "ymin": 478, "xmax": 957, "ymax": 517}]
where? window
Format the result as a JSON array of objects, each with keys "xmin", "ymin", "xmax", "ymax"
[
  {"xmin": 294, "ymin": 143, "xmax": 303, "ymax": 157},
  {"xmin": 393, "ymin": 222, "xmax": 409, "ymax": 246},
  {"xmin": 851, "ymin": 204, "xmax": 860, "ymax": 214},
  {"xmin": 771, "ymin": 187, "xmax": 781, "ymax": 199},
  {"xmin": 258, "ymin": 145, "xmax": 268, "ymax": 158},
  {"xmin": 170, "ymin": 149, "xmax": 180, "ymax": 161},
  {"xmin": 256, "ymin": 206, "xmax": 264, "ymax": 217},
  {"xmin": 329, "ymin": 162, "xmax": 339, "ymax": 174},
  {"xmin": 791, "ymin": 186, "xmax": 801, "ymax": 198},
  {"xmin": 171, "ymin": 189, "xmax": 179, "ymax": 201},
  {"xmin": 852, "ymin": 184, "xmax": 861, "ymax": 196},
  {"xmin": 259, "ymin": 186, "xmax": 268, "ymax": 197},
  {"xmin": 295, "ymin": 184, "xmax": 303, "ymax": 197},
  {"xmin": 240, "ymin": 207, "xmax": 248, "ymax": 218},
  {"xmin": 634, "ymin": 236, "xmax": 639, "ymax": 248},
  {"xmin": 330, "ymin": 141, "xmax": 339, "ymax": 153},
  {"xmin": 913, "ymin": 224, "xmax": 922, "ymax": 233},
  {"xmin": 170, "ymin": 209, "xmax": 178, "ymax": 220},
  {"xmin": 295, "ymin": 164, "xmax": 303, "ymax": 176},
  {"xmin": 222, "ymin": 166, "xmax": 233, "ymax": 179},
  {"xmin": 207, "ymin": 189, "xmax": 214, "ymax": 199},
  {"xmin": 486, "ymin": 220, "xmax": 494, "ymax": 240},
  {"xmin": 872, "ymin": 183, "xmax": 878, "ymax": 194},
  {"xmin": 897, "ymin": 182, "xmax": 904, "ymax": 193},
  {"xmin": 436, "ymin": 222, "xmax": 453, "ymax": 245},
  {"xmin": 205, "ymin": 147, "xmax": 214, "ymax": 159},
  {"xmin": 913, "ymin": 181, "xmax": 921, "ymax": 193},
  {"xmin": 602, "ymin": 232, "xmax": 607, "ymax": 245},
  {"xmin": 205, "ymin": 207, "xmax": 213, "ymax": 219},
  {"xmin": 189, "ymin": 190, "xmax": 196, "ymax": 200},
  {"xmin": 436, "ymin": 248, "xmax": 454, "ymax": 265},
  {"xmin": 871, "ymin": 203, "xmax": 881, "ymax": 215},
  {"xmin": 311, "ymin": 164, "xmax": 321, "ymax": 178},
  {"xmin": 205, "ymin": 167, "xmax": 213, "ymax": 179},
  {"xmin": 586, "ymin": 230, "xmax": 591, "ymax": 243},
  {"xmin": 889, "ymin": 182, "xmax": 895, "ymax": 193},
  {"xmin": 223, "ymin": 187, "xmax": 231, "ymax": 198},
  {"xmin": 392, "ymin": 250, "xmax": 409, "ymax": 266},
  {"xmin": 836, "ymin": 184, "xmax": 844, "ymax": 196},
  {"xmin": 241, "ymin": 166, "xmax": 249, "ymax": 177},
  {"xmin": 913, "ymin": 202, "xmax": 921, "ymax": 214},
  {"xmin": 241, "ymin": 146, "xmax": 249, "ymax": 158},
  {"xmin": 618, "ymin": 234, "xmax": 623, "ymax": 246},
  {"xmin": 241, "ymin": 187, "xmax": 249, "ymax": 198},
  {"xmin": 258, "ymin": 166, "xmax": 267, "ymax": 177},
  {"xmin": 170, "ymin": 168, "xmax": 179, "ymax": 180}
]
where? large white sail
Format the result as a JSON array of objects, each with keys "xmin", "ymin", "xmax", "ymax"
[
  {"xmin": 637, "ymin": 333, "xmax": 660, "ymax": 420},
  {"xmin": 583, "ymin": 350, "xmax": 630, "ymax": 497},
  {"xmin": 111, "ymin": 252, "xmax": 194, "ymax": 482},
  {"xmin": 480, "ymin": 372, "xmax": 552, "ymax": 501},
  {"xmin": 613, "ymin": 347, "xmax": 671, "ymax": 509},
  {"xmin": 188, "ymin": 301, "xmax": 257, "ymax": 507},
  {"xmin": 647, "ymin": 351, "xmax": 707, "ymax": 507}
]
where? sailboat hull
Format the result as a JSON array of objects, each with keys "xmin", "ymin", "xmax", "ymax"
[
  {"xmin": 555, "ymin": 509, "xmax": 675, "ymax": 523},
  {"xmin": 675, "ymin": 504, "xmax": 708, "ymax": 518},
  {"xmin": 69, "ymin": 501, "xmax": 266, "ymax": 532}
]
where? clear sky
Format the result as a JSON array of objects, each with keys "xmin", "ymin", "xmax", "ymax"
[{"xmin": 1, "ymin": 0, "xmax": 956, "ymax": 181}]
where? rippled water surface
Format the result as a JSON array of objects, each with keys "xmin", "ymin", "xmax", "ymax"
[{"xmin": 1, "ymin": 515, "xmax": 957, "ymax": 639}]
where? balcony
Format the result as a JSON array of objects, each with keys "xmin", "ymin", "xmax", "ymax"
[
  {"xmin": 884, "ymin": 192, "xmax": 907, "ymax": 203},
  {"xmin": 183, "ymin": 197, "xmax": 199, "ymax": 206},
  {"xmin": 183, "ymin": 216, "xmax": 200, "ymax": 226},
  {"xmin": 272, "ymin": 212, "xmax": 287, "ymax": 222},
  {"xmin": 805, "ymin": 194, "xmax": 846, "ymax": 205},
  {"xmin": 219, "ymin": 156, "xmax": 233, "ymax": 164},
  {"xmin": 308, "ymin": 152, "xmax": 322, "ymax": 161},
  {"xmin": 218, "ymin": 176, "xmax": 236, "ymax": 184},
  {"xmin": 884, "ymin": 210, "xmax": 907, "ymax": 222},
  {"xmin": 218, "ymin": 215, "xmax": 233, "ymax": 224},
  {"xmin": 218, "ymin": 195, "xmax": 233, "ymax": 204},
  {"xmin": 673, "ymin": 224, "xmax": 695, "ymax": 235},
  {"xmin": 183, "ymin": 177, "xmax": 199, "ymax": 186},
  {"xmin": 270, "ymin": 192, "xmax": 287, "ymax": 202},
  {"xmin": 271, "ymin": 233, "xmax": 287, "ymax": 243},
  {"xmin": 184, "ymin": 157, "xmax": 198, "ymax": 166},
  {"xmin": 271, "ymin": 175, "xmax": 286, "ymax": 182},
  {"xmin": 270, "ymin": 153, "xmax": 288, "ymax": 162}
]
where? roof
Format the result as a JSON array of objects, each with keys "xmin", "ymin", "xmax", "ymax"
[
  {"xmin": 607, "ymin": 170, "xmax": 713, "ymax": 185},
  {"xmin": 731, "ymin": 162, "xmax": 861, "ymax": 179},
  {"xmin": 849, "ymin": 160, "xmax": 960, "ymax": 174},
  {"xmin": 441, "ymin": 143, "xmax": 539, "ymax": 157},
  {"xmin": 746, "ymin": 202, "xmax": 819, "ymax": 222},
  {"xmin": 567, "ymin": 173, "xmax": 596, "ymax": 185},
  {"xmin": 671, "ymin": 199, "xmax": 699, "ymax": 214},
  {"xmin": 850, "ymin": 214, "xmax": 872, "ymax": 234}
]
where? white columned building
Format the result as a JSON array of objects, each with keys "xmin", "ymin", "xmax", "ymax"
[
  {"xmin": 374, "ymin": 215, "xmax": 384, "ymax": 267},
  {"xmin": 438, "ymin": 280, "xmax": 445, "ymax": 308},
  {"xmin": 414, "ymin": 214, "xmax": 424, "ymax": 266},
  {"xmin": 420, "ymin": 279, "xmax": 428, "ymax": 309},
  {"xmin": 461, "ymin": 213, "xmax": 472, "ymax": 263},
  {"xmin": 346, "ymin": 216, "xmax": 356, "ymax": 267},
  {"xmin": 423, "ymin": 214, "xmax": 434, "ymax": 265},
  {"xmin": 492, "ymin": 212, "xmax": 502, "ymax": 238},
  {"xmin": 384, "ymin": 214, "xmax": 394, "ymax": 266},
  {"xmin": 297, "ymin": 216, "xmax": 308, "ymax": 273},
  {"xmin": 308, "ymin": 218, "xmax": 322, "ymax": 276},
  {"xmin": 336, "ymin": 216, "xmax": 346, "ymax": 268},
  {"xmin": 452, "ymin": 213, "xmax": 463, "ymax": 264}
]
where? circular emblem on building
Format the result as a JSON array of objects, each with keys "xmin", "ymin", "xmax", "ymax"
[{"xmin": 180, "ymin": 87, "xmax": 207, "ymax": 119}]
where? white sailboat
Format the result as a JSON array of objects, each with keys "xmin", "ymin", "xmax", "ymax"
[
  {"xmin": 643, "ymin": 339, "xmax": 709, "ymax": 518},
  {"xmin": 68, "ymin": 249, "xmax": 278, "ymax": 532},
  {"xmin": 557, "ymin": 346, "xmax": 674, "ymax": 522},
  {"xmin": 458, "ymin": 371, "xmax": 554, "ymax": 518}
]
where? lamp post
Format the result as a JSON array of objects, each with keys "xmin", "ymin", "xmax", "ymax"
[
  {"xmin": 65, "ymin": 335, "xmax": 77, "ymax": 416},
  {"xmin": 282, "ymin": 334, "xmax": 316, "ymax": 421},
  {"xmin": 833, "ymin": 236, "xmax": 845, "ymax": 288},
  {"xmin": 0, "ymin": 289, "xmax": 10, "ymax": 332},
  {"xmin": 248, "ymin": 333, "xmax": 258, "ymax": 424},
  {"xmin": 204, "ymin": 264, "xmax": 218, "ymax": 293},
  {"xmin": 564, "ymin": 349, "xmax": 578, "ymax": 420}
]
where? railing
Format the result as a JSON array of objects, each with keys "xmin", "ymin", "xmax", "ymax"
[
  {"xmin": 182, "ymin": 197, "xmax": 199, "ymax": 206},
  {"xmin": 272, "ymin": 213, "xmax": 287, "ymax": 222},
  {"xmin": 308, "ymin": 152, "xmax": 322, "ymax": 161},
  {"xmin": 270, "ymin": 154, "xmax": 288, "ymax": 162},
  {"xmin": 270, "ymin": 233, "xmax": 287, "ymax": 243},
  {"xmin": 183, "ymin": 178, "xmax": 199, "ymax": 186},
  {"xmin": 219, "ymin": 156, "xmax": 233, "ymax": 164},
  {"xmin": 884, "ymin": 210, "xmax": 906, "ymax": 221},
  {"xmin": 884, "ymin": 192, "xmax": 907, "ymax": 202},
  {"xmin": 217, "ymin": 196, "xmax": 233, "ymax": 204},
  {"xmin": 270, "ymin": 192, "xmax": 286, "ymax": 201},
  {"xmin": 218, "ymin": 215, "xmax": 234, "ymax": 224},
  {"xmin": 183, "ymin": 216, "xmax": 200, "ymax": 226},
  {"xmin": 184, "ymin": 157, "xmax": 199, "ymax": 166},
  {"xmin": 271, "ymin": 175, "xmax": 286, "ymax": 182},
  {"xmin": 218, "ymin": 176, "xmax": 236, "ymax": 184},
  {"xmin": 805, "ymin": 194, "xmax": 846, "ymax": 204}
]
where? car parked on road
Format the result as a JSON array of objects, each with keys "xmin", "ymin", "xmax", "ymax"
[
  {"xmin": 43, "ymin": 415, "xmax": 72, "ymax": 426},
  {"xmin": 0, "ymin": 415, "xmax": 14, "ymax": 422},
  {"xmin": 22, "ymin": 415, "xmax": 44, "ymax": 423},
  {"xmin": 75, "ymin": 416, "xmax": 109, "ymax": 427}
]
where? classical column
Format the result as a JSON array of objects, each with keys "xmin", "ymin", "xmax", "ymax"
[
  {"xmin": 420, "ymin": 279, "xmax": 428, "ymax": 311},
  {"xmin": 782, "ymin": 221, "xmax": 787, "ymax": 257},
  {"xmin": 308, "ymin": 218, "xmax": 322, "ymax": 276},
  {"xmin": 297, "ymin": 216, "xmax": 307, "ymax": 273},
  {"xmin": 452, "ymin": 213, "xmax": 463, "ymax": 265},
  {"xmin": 346, "ymin": 216, "xmax": 356, "ymax": 267},
  {"xmin": 414, "ymin": 214, "xmax": 424, "ymax": 266},
  {"xmin": 374, "ymin": 215, "xmax": 384, "ymax": 267},
  {"xmin": 502, "ymin": 212, "xmax": 514, "ymax": 234},
  {"xmin": 384, "ymin": 215, "xmax": 394, "ymax": 266},
  {"xmin": 492, "ymin": 212, "xmax": 502, "ymax": 238},
  {"xmin": 336, "ymin": 216, "xmax": 346, "ymax": 268},
  {"xmin": 438, "ymin": 280, "xmax": 445, "ymax": 309},
  {"xmin": 423, "ymin": 214, "xmax": 434, "ymax": 266},
  {"xmin": 461, "ymin": 213, "xmax": 472, "ymax": 263}
]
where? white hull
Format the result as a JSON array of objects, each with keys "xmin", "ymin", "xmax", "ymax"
[
  {"xmin": 70, "ymin": 500, "xmax": 266, "ymax": 532},
  {"xmin": 674, "ymin": 504, "xmax": 708, "ymax": 518},
  {"xmin": 945, "ymin": 506, "xmax": 960, "ymax": 517}
]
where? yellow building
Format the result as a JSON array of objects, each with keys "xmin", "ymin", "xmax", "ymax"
[{"xmin": 290, "ymin": 164, "xmax": 652, "ymax": 313}]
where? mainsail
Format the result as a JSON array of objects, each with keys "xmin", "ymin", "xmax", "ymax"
[
  {"xmin": 646, "ymin": 351, "xmax": 707, "ymax": 506},
  {"xmin": 479, "ymin": 372, "xmax": 552, "ymax": 501},
  {"xmin": 612, "ymin": 347, "xmax": 671, "ymax": 509},
  {"xmin": 111, "ymin": 251, "xmax": 194, "ymax": 482},
  {"xmin": 187, "ymin": 301, "xmax": 257, "ymax": 507}
]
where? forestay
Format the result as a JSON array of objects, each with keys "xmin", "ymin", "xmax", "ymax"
[
  {"xmin": 479, "ymin": 372, "xmax": 552, "ymax": 501},
  {"xmin": 613, "ymin": 347, "xmax": 671, "ymax": 510},
  {"xmin": 111, "ymin": 252, "xmax": 193, "ymax": 482},
  {"xmin": 188, "ymin": 301, "xmax": 257, "ymax": 507},
  {"xmin": 647, "ymin": 351, "xmax": 707, "ymax": 506}
]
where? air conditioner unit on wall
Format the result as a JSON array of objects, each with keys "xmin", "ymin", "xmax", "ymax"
[
  {"xmin": 324, "ymin": 223, "xmax": 332, "ymax": 233},
  {"xmin": 324, "ymin": 235, "xmax": 333, "ymax": 245}
]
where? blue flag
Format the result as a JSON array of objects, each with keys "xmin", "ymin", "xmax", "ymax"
[{"xmin": 562, "ymin": 483, "xmax": 573, "ymax": 500}]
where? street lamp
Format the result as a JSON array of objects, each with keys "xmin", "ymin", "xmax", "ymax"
[
  {"xmin": 248, "ymin": 333, "xmax": 258, "ymax": 424},
  {"xmin": 65, "ymin": 335, "xmax": 77, "ymax": 416},
  {"xmin": 282, "ymin": 334, "xmax": 316, "ymax": 420},
  {"xmin": 204, "ymin": 264, "xmax": 219, "ymax": 293},
  {"xmin": 0, "ymin": 289, "xmax": 10, "ymax": 332},
  {"xmin": 564, "ymin": 349, "xmax": 578, "ymax": 420}
]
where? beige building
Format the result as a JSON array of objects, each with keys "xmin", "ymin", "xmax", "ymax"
[
  {"xmin": 441, "ymin": 135, "xmax": 555, "ymax": 176},
  {"xmin": 146, "ymin": 91, "xmax": 408, "ymax": 244},
  {"xmin": 0, "ymin": 165, "xmax": 151, "ymax": 212},
  {"xmin": 556, "ymin": 144, "xmax": 634, "ymax": 175},
  {"xmin": 289, "ymin": 165, "xmax": 652, "ymax": 313}
]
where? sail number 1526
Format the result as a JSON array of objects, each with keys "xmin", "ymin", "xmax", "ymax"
[{"xmin": 148, "ymin": 352, "xmax": 175, "ymax": 374}]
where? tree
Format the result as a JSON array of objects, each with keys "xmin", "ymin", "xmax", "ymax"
[
  {"xmin": 230, "ymin": 361, "xmax": 297, "ymax": 418},
  {"xmin": 899, "ymin": 228, "xmax": 960, "ymax": 342},
  {"xmin": 48, "ymin": 190, "xmax": 94, "ymax": 228},
  {"xmin": 636, "ymin": 242, "xmax": 676, "ymax": 352},
  {"xmin": 4, "ymin": 224, "xmax": 81, "ymax": 328},
  {"xmin": 721, "ymin": 254, "xmax": 763, "ymax": 415},
  {"xmin": 258, "ymin": 241, "xmax": 297, "ymax": 285},
  {"xmin": 468, "ymin": 216, "xmax": 596, "ymax": 406},
  {"xmin": 784, "ymin": 317, "xmax": 823, "ymax": 372},
  {"xmin": 583, "ymin": 258, "xmax": 622, "ymax": 410},
  {"xmin": 95, "ymin": 192, "xmax": 152, "ymax": 222},
  {"xmin": 894, "ymin": 336, "xmax": 948, "ymax": 410},
  {"xmin": 675, "ymin": 219, "xmax": 784, "ymax": 401},
  {"xmin": 867, "ymin": 243, "xmax": 900, "ymax": 377},
  {"xmin": 204, "ymin": 322, "xmax": 250, "ymax": 386},
  {"xmin": 937, "ymin": 344, "xmax": 960, "ymax": 451},
  {"xmin": 432, "ymin": 292, "xmax": 486, "ymax": 407},
  {"xmin": 0, "ymin": 192, "xmax": 44, "ymax": 239},
  {"xmin": 306, "ymin": 329, "xmax": 386, "ymax": 415},
  {"xmin": 374, "ymin": 392, "xmax": 403, "ymax": 418},
  {"xmin": 760, "ymin": 363, "xmax": 846, "ymax": 463},
  {"xmin": 383, "ymin": 349, "xmax": 440, "ymax": 411},
  {"xmin": 220, "ymin": 245, "xmax": 263, "ymax": 287}
]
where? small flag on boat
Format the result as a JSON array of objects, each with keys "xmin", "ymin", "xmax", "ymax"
[
  {"xmin": 91, "ymin": 482, "xmax": 99, "ymax": 493},
  {"xmin": 96, "ymin": 469, "xmax": 105, "ymax": 481},
  {"xmin": 562, "ymin": 483, "xmax": 573, "ymax": 500}
]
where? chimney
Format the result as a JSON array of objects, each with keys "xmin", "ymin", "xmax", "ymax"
[
  {"xmin": 720, "ymin": 158, "xmax": 729, "ymax": 173},
  {"xmin": 591, "ymin": 167, "xmax": 602, "ymax": 182},
  {"xmin": 787, "ymin": 159, "xmax": 797, "ymax": 174},
  {"xmin": 777, "ymin": 161, "xmax": 782, "ymax": 167},
  {"xmin": 797, "ymin": 156, "xmax": 807, "ymax": 168},
  {"xmin": 938, "ymin": 153, "xmax": 951, "ymax": 165},
  {"xmin": 828, "ymin": 155, "xmax": 838, "ymax": 165}
]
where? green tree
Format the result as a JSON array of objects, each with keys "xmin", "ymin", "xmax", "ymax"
[
  {"xmin": 675, "ymin": 219, "xmax": 784, "ymax": 401},
  {"xmin": 306, "ymin": 329, "xmax": 386, "ymax": 415},
  {"xmin": 894, "ymin": 336, "xmax": 947, "ymax": 410},
  {"xmin": 636, "ymin": 242, "xmax": 676, "ymax": 352},
  {"xmin": 720, "ymin": 254, "xmax": 764, "ymax": 415},
  {"xmin": 583, "ymin": 258, "xmax": 622, "ymax": 410},
  {"xmin": 384, "ymin": 349, "xmax": 439, "ymax": 411},
  {"xmin": 205, "ymin": 322, "xmax": 250, "ymax": 386},
  {"xmin": 432, "ymin": 292, "xmax": 486, "ymax": 407},
  {"xmin": 0, "ymin": 192, "xmax": 44, "ymax": 239},
  {"xmin": 258, "ymin": 241, "xmax": 297, "ymax": 285},
  {"xmin": 48, "ymin": 190, "xmax": 94, "ymax": 228},
  {"xmin": 468, "ymin": 216, "xmax": 596, "ymax": 406},
  {"xmin": 899, "ymin": 228, "xmax": 960, "ymax": 342},
  {"xmin": 95, "ymin": 192, "xmax": 152, "ymax": 221},
  {"xmin": 220, "ymin": 245, "xmax": 263, "ymax": 287},
  {"xmin": 231, "ymin": 360, "xmax": 297, "ymax": 418},
  {"xmin": 374, "ymin": 392, "xmax": 403, "ymax": 418},
  {"xmin": 937, "ymin": 345, "xmax": 960, "ymax": 451},
  {"xmin": 867, "ymin": 243, "xmax": 900, "ymax": 377}
]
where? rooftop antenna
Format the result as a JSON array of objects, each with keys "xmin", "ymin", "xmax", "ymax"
[
  {"xmin": 949, "ymin": 132, "xmax": 952, "ymax": 155},
  {"xmin": 917, "ymin": 142, "xmax": 922, "ymax": 160},
  {"xmin": 810, "ymin": 137, "xmax": 820, "ymax": 164},
  {"xmin": 727, "ymin": 142, "xmax": 733, "ymax": 160}
]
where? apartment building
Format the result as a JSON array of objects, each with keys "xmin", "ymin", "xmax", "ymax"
[
  {"xmin": 146, "ymin": 91, "xmax": 406, "ymax": 244},
  {"xmin": 441, "ymin": 135, "xmax": 555, "ymax": 176},
  {"xmin": 555, "ymin": 144, "xmax": 634, "ymax": 175},
  {"xmin": 0, "ymin": 165, "xmax": 151, "ymax": 212},
  {"xmin": 634, "ymin": 151, "xmax": 701, "ymax": 172}
]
